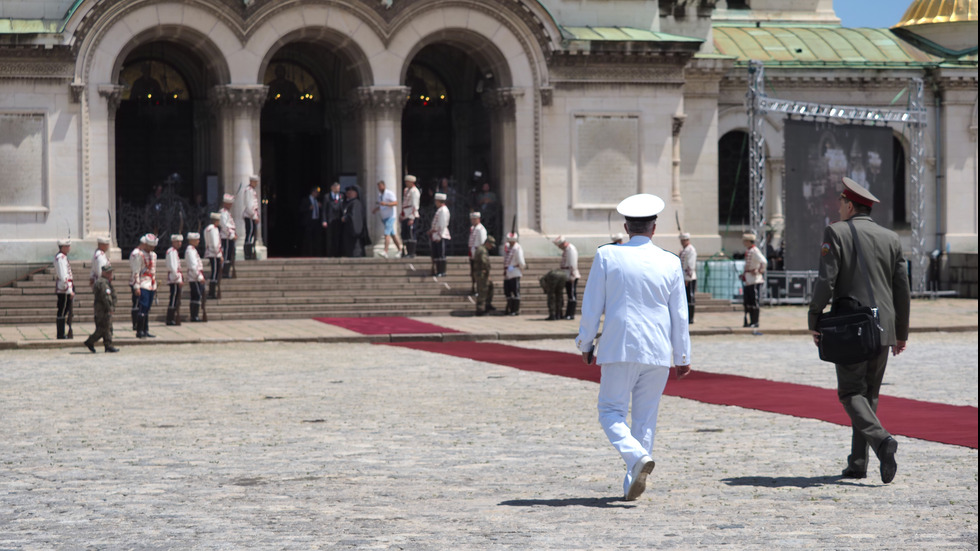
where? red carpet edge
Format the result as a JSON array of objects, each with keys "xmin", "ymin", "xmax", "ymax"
[{"xmin": 383, "ymin": 340, "xmax": 978, "ymax": 450}]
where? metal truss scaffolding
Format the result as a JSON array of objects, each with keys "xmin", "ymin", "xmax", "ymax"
[{"xmin": 746, "ymin": 60, "xmax": 929, "ymax": 293}]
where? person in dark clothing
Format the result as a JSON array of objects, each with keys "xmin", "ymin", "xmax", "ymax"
[
  {"xmin": 323, "ymin": 182, "xmax": 345, "ymax": 257},
  {"xmin": 300, "ymin": 186, "xmax": 322, "ymax": 256},
  {"xmin": 341, "ymin": 185, "xmax": 369, "ymax": 257}
]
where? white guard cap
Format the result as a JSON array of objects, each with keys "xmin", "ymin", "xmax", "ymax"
[{"xmin": 616, "ymin": 194, "xmax": 665, "ymax": 219}]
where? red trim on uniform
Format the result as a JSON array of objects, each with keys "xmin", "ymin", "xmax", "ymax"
[{"xmin": 842, "ymin": 189, "xmax": 874, "ymax": 207}]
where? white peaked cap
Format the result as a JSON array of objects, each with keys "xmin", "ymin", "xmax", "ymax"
[{"xmin": 616, "ymin": 194, "xmax": 665, "ymax": 219}]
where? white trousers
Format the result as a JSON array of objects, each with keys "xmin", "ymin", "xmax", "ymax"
[{"xmin": 597, "ymin": 362, "xmax": 670, "ymax": 493}]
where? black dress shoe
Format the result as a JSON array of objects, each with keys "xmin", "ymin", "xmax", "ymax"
[
  {"xmin": 878, "ymin": 437, "xmax": 898, "ymax": 484},
  {"xmin": 84, "ymin": 342, "xmax": 96, "ymax": 353},
  {"xmin": 840, "ymin": 467, "xmax": 867, "ymax": 479},
  {"xmin": 105, "ymin": 346, "xmax": 120, "ymax": 353}
]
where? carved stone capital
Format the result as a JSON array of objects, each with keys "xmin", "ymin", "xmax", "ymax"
[
  {"xmin": 97, "ymin": 84, "xmax": 125, "ymax": 113},
  {"xmin": 539, "ymin": 87, "xmax": 554, "ymax": 107},
  {"xmin": 70, "ymin": 82, "xmax": 86, "ymax": 104},
  {"xmin": 209, "ymin": 85, "xmax": 269, "ymax": 114},
  {"xmin": 353, "ymin": 86, "xmax": 410, "ymax": 119},
  {"xmin": 482, "ymin": 88, "xmax": 525, "ymax": 118},
  {"xmin": 672, "ymin": 114, "xmax": 687, "ymax": 137}
]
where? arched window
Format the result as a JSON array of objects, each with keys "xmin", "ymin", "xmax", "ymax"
[
  {"xmin": 119, "ymin": 59, "xmax": 189, "ymax": 103},
  {"xmin": 718, "ymin": 130, "xmax": 750, "ymax": 228}
]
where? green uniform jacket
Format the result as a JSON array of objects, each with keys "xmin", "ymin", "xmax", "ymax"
[
  {"xmin": 473, "ymin": 245, "xmax": 492, "ymax": 280},
  {"xmin": 93, "ymin": 276, "xmax": 117, "ymax": 317},
  {"xmin": 807, "ymin": 214, "xmax": 911, "ymax": 345}
]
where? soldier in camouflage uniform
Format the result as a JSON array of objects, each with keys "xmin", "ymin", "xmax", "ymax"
[
  {"xmin": 473, "ymin": 235, "xmax": 496, "ymax": 316},
  {"xmin": 84, "ymin": 264, "xmax": 119, "ymax": 353},
  {"xmin": 539, "ymin": 268, "xmax": 568, "ymax": 321}
]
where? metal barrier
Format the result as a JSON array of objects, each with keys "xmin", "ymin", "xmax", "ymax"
[
  {"xmin": 765, "ymin": 270, "xmax": 819, "ymax": 305},
  {"xmin": 699, "ymin": 261, "xmax": 820, "ymax": 305}
]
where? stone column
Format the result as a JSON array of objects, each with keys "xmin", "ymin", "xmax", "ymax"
[
  {"xmin": 97, "ymin": 84, "xmax": 125, "ymax": 255},
  {"xmin": 671, "ymin": 114, "xmax": 687, "ymax": 229},
  {"xmin": 482, "ymin": 88, "xmax": 524, "ymax": 237},
  {"xmin": 355, "ymin": 86, "xmax": 409, "ymax": 250},
  {"xmin": 210, "ymin": 85, "xmax": 268, "ymax": 258}
]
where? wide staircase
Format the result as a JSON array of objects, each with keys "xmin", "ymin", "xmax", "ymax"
[{"xmin": 0, "ymin": 257, "xmax": 735, "ymax": 324}]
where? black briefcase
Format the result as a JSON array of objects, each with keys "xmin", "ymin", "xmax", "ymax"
[{"xmin": 816, "ymin": 300, "xmax": 881, "ymax": 364}]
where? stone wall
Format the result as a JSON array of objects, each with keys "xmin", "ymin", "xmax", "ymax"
[{"xmin": 942, "ymin": 252, "xmax": 979, "ymax": 298}]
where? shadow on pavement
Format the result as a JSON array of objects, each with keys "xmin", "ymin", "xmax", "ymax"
[
  {"xmin": 499, "ymin": 497, "xmax": 634, "ymax": 509},
  {"xmin": 721, "ymin": 475, "xmax": 851, "ymax": 489}
]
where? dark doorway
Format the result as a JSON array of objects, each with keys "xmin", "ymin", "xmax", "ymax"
[
  {"xmin": 403, "ymin": 44, "xmax": 494, "ymax": 255},
  {"xmin": 718, "ymin": 130, "xmax": 751, "ymax": 230},
  {"xmin": 115, "ymin": 53, "xmax": 210, "ymax": 256}
]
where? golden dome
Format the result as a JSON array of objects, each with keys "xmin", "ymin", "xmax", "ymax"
[
  {"xmin": 892, "ymin": 0, "xmax": 978, "ymax": 57},
  {"xmin": 895, "ymin": 0, "xmax": 977, "ymax": 27}
]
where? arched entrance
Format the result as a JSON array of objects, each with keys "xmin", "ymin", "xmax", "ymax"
[
  {"xmin": 402, "ymin": 43, "xmax": 498, "ymax": 256},
  {"xmin": 114, "ymin": 41, "xmax": 221, "ymax": 255},
  {"xmin": 260, "ymin": 42, "xmax": 363, "ymax": 257}
]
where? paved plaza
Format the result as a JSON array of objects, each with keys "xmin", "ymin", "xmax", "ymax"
[{"xmin": 0, "ymin": 328, "xmax": 976, "ymax": 549}]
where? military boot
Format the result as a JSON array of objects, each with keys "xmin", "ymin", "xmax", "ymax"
[
  {"xmin": 511, "ymin": 299, "xmax": 521, "ymax": 316},
  {"xmin": 166, "ymin": 307, "xmax": 176, "ymax": 326},
  {"xmin": 142, "ymin": 315, "xmax": 155, "ymax": 339},
  {"xmin": 565, "ymin": 300, "xmax": 577, "ymax": 320},
  {"xmin": 190, "ymin": 303, "xmax": 201, "ymax": 322},
  {"xmin": 56, "ymin": 318, "xmax": 67, "ymax": 339}
]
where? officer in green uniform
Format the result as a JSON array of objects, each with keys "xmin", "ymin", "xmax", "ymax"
[
  {"xmin": 84, "ymin": 264, "xmax": 120, "ymax": 353},
  {"xmin": 808, "ymin": 177, "xmax": 910, "ymax": 484},
  {"xmin": 474, "ymin": 235, "xmax": 497, "ymax": 316},
  {"xmin": 539, "ymin": 269, "xmax": 568, "ymax": 321}
]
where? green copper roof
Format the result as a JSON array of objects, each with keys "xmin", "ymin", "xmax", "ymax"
[
  {"xmin": 713, "ymin": 25, "xmax": 939, "ymax": 67},
  {"xmin": 0, "ymin": 18, "xmax": 61, "ymax": 34},
  {"xmin": 562, "ymin": 26, "xmax": 703, "ymax": 44}
]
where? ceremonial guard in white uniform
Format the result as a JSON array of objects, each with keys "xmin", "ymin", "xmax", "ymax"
[
  {"xmin": 242, "ymin": 175, "xmax": 260, "ymax": 260},
  {"xmin": 204, "ymin": 212, "xmax": 223, "ymax": 299},
  {"xmin": 166, "ymin": 234, "xmax": 184, "ymax": 326},
  {"xmin": 400, "ymin": 175, "xmax": 421, "ymax": 258},
  {"xmin": 679, "ymin": 232, "xmax": 697, "ymax": 323},
  {"xmin": 132, "ymin": 233, "xmax": 159, "ymax": 339},
  {"xmin": 502, "ymin": 232, "xmax": 526, "ymax": 315},
  {"xmin": 219, "ymin": 193, "xmax": 238, "ymax": 278},
  {"xmin": 740, "ymin": 232, "xmax": 767, "ymax": 327},
  {"xmin": 128, "ymin": 242, "xmax": 142, "ymax": 330},
  {"xmin": 54, "ymin": 239, "xmax": 75, "ymax": 339},
  {"xmin": 185, "ymin": 232, "xmax": 207, "ymax": 322},
  {"xmin": 576, "ymin": 193, "xmax": 692, "ymax": 501},
  {"xmin": 553, "ymin": 236, "xmax": 581, "ymax": 319},
  {"xmin": 90, "ymin": 236, "xmax": 111, "ymax": 287},
  {"xmin": 468, "ymin": 212, "xmax": 488, "ymax": 294},
  {"xmin": 428, "ymin": 192, "xmax": 451, "ymax": 277}
]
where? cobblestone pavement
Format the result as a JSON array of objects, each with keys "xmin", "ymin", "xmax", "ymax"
[{"xmin": 1, "ymin": 333, "xmax": 976, "ymax": 550}]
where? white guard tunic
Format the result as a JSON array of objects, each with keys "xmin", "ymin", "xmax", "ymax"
[
  {"xmin": 743, "ymin": 245, "xmax": 767, "ymax": 285},
  {"xmin": 680, "ymin": 243, "xmax": 697, "ymax": 282},
  {"xmin": 431, "ymin": 205, "xmax": 450, "ymax": 241},
  {"xmin": 54, "ymin": 252, "xmax": 74, "ymax": 294},
  {"xmin": 204, "ymin": 224, "xmax": 222, "ymax": 258},
  {"xmin": 185, "ymin": 245, "xmax": 205, "ymax": 283},
  {"xmin": 166, "ymin": 247, "xmax": 184, "ymax": 285},
  {"xmin": 243, "ymin": 187, "xmax": 260, "ymax": 222},
  {"xmin": 219, "ymin": 208, "xmax": 237, "ymax": 240},
  {"xmin": 560, "ymin": 243, "xmax": 581, "ymax": 280},
  {"xmin": 468, "ymin": 223, "xmax": 487, "ymax": 257},
  {"xmin": 503, "ymin": 242, "xmax": 526, "ymax": 279},
  {"xmin": 401, "ymin": 186, "xmax": 420, "ymax": 220},
  {"xmin": 90, "ymin": 249, "xmax": 110, "ymax": 285}
]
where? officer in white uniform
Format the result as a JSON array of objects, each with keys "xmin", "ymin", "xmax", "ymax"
[
  {"xmin": 576, "ymin": 193, "xmax": 692, "ymax": 502},
  {"xmin": 468, "ymin": 211, "xmax": 488, "ymax": 294},
  {"xmin": 90, "ymin": 236, "xmax": 112, "ymax": 287},
  {"xmin": 400, "ymin": 175, "xmax": 421, "ymax": 258},
  {"xmin": 553, "ymin": 236, "xmax": 581, "ymax": 319},
  {"xmin": 502, "ymin": 232, "xmax": 526, "ymax": 315},
  {"xmin": 429, "ymin": 192, "xmax": 451, "ymax": 276},
  {"xmin": 132, "ymin": 233, "xmax": 159, "ymax": 339},
  {"xmin": 204, "ymin": 212, "xmax": 223, "ymax": 299},
  {"xmin": 243, "ymin": 175, "xmax": 260, "ymax": 260},
  {"xmin": 166, "ymin": 234, "xmax": 184, "ymax": 326},
  {"xmin": 185, "ymin": 232, "xmax": 207, "ymax": 322},
  {"xmin": 741, "ymin": 232, "xmax": 767, "ymax": 328},
  {"xmin": 54, "ymin": 239, "xmax": 75, "ymax": 339},
  {"xmin": 219, "ymin": 193, "xmax": 238, "ymax": 278},
  {"xmin": 679, "ymin": 232, "xmax": 697, "ymax": 324}
]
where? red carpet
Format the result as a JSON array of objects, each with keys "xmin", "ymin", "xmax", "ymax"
[
  {"xmin": 385, "ymin": 341, "xmax": 978, "ymax": 449},
  {"xmin": 314, "ymin": 316, "xmax": 459, "ymax": 335}
]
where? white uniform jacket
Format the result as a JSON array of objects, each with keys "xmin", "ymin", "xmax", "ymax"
[
  {"xmin": 680, "ymin": 243, "xmax": 697, "ymax": 282},
  {"xmin": 90, "ymin": 249, "xmax": 110, "ymax": 285},
  {"xmin": 243, "ymin": 187, "xmax": 260, "ymax": 221},
  {"xmin": 503, "ymin": 242, "xmax": 526, "ymax": 280},
  {"xmin": 401, "ymin": 186, "xmax": 420, "ymax": 220},
  {"xmin": 743, "ymin": 245, "xmax": 767, "ymax": 285},
  {"xmin": 431, "ymin": 205, "xmax": 451, "ymax": 241},
  {"xmin": 576, "ymin": 236, "xmax": 691, "ymax": 367},
  {"xmin": 130, "ymin": 249, "xmax": 156, "ymax": 291},
  {"xmin": 204, "ymin": 224, "xmax": 222, "ymax": 258},
  {"xmin": 219, "ymin": 208, "xmax": 237, "ymax": 240},
  {"xmin": 468, "ymin": 223, "xmax": 487, "ymax": 257},
  {"xmin": 166, "ymin": 247, "xmax": 184, "ymax": 285},
  {"xmin": 185, "ymin": 245, "xmax": 205, "ymax": 283},
  {"xmin": 54, "ymin": 252, "xmax": 74, "ymax": 294},
  {"xmin": 561, "ymin": 243, "xmax": 581, "ymax": 280}
]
